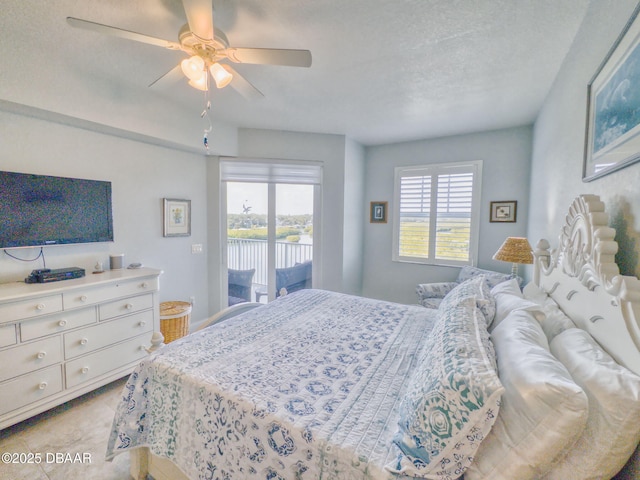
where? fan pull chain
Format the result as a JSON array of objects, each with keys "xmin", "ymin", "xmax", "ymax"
[{"xmin": 201, "ymin": 85, "xmax": 213, "ymax": 151}]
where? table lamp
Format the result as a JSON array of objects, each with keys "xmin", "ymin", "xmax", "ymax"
[{"xmin": 493, "ymin": 236, "xmax": 533, "ymax": 277}]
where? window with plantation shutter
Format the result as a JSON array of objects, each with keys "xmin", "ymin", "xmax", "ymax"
[{"xmin": 392, "ymin": 161, "xmax": 482, "ymax": 266}]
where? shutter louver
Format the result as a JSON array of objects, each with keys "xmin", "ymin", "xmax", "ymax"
[
  {"xmin": 435, "ymin": 172, "xmax": 473, "ymax": 262},
  {"xmin": 399, "ymin": 175, "xmax": 431, "ymax": 258}
]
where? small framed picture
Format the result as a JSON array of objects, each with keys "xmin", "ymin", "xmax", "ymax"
[
  {"xmin": 163, "ymin": 198, "xmax": 191, "ymax": 237},
  {"xmin": 490, "ymin": 201, "xmax": 517, "ymax": 223},
  {"xmin": 370, "ymin": 201, "xmax": 388, "ymax": 223}
]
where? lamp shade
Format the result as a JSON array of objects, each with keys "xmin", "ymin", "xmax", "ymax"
[
  {"xmin": 188, "ymin": 73, "xmax": 208, "ymax": 91},
  {"xmin": 493, "ymin": 237, "xmax": 533, "ymax": 264},
  {"xmin": 210, "ymin": 62, "xmax": 233, "ymax": 88},
  {"xmin": 181, "ymin": 55, "xmax": 205, "ymax": 81}
]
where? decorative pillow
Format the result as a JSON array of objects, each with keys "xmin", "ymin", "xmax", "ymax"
[
  {"xmin": 456, "ymin": 265, "xmax": 516, "ymax": 289},
  {"xmin": 439, "ymin": 275, "xmax": 496, "ymax": 324},
  {"xmin": 543, "ymin": 328, "xmax": 640, "ymax": 480},
  {"xmin": 419, "ymin": 298, "xmax": 444, "ymax": 309},
  {"xmin": 416, "ymin": 281, "xmax": 458, "ymax": 300},
  {"xmin": 465, "ymin": 311, "xmax": 589, "ymax": 480},
  {"xmin": 387, "ymin": 297, "xmax": 504, "ymax": 478}
]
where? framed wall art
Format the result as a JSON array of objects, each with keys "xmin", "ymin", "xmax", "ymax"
[
  {"xmin": 584, "ymin": 4, "xmax": 640, "ymax": 181},
  {"xmin": 490, "ymin": 201, "xmax": 517, "ymax": 223},
  {"xmin": 370, "ymin": 201, "xmax": 388, "ymax": 223},
  {"xmin": 163, "ymin": 198, "xmax": 191, "ymax": 237}
]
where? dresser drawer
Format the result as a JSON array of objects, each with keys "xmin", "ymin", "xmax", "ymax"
[
  {"xmin": 0, "ymin": 365, "xmax": 63, "ymax": 416},
  {"xmin": 99, "ymin": 293, "xmax": 153, "ymax": 321},
  {"xmin": 0, "ymin": 337, "xmax": 63, "ymax": 383},
  {"xmin": 0, "ymin": 295, "xmax": 63, "ymax": 322},
  {"xmin": 65, "ymin": 333, "xmax": 149, "ymax": 388},
  {"xmin": 0, "ymin": 324, "xmax": 17, "ymax": 348},
  {"xmin": 20, "ymin": 308, "xmax": 97, "ymax": 342},
  {"xmin": 63, "ymin": 277, "xmax": 159, "ymax": 310},
  {"xmin": 64, "ymin": 310, "xmax": 153, "ymax": 359}
]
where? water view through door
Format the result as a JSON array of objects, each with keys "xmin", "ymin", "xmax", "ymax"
[{"xmin": 227, "ymin": 182, "xmax": 314, "ymax": 304}]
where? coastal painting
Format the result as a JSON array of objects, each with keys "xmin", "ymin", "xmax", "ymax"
[{"xmin": 584, "ymin": 5, "xmax": 640, "ymax": 181}]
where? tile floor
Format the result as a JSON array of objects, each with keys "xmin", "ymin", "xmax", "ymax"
[{"xmin": 0, "ymin": 377, "xmax": 132, "ymax": 480}]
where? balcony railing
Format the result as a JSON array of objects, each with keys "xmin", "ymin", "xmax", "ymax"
[{"xmin": 227, "ymin": 238, "xmax": 313, "ymax": 286}]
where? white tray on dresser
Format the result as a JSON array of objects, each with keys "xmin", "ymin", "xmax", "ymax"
[{"xmin": 0, "ymin": 267, "xmax": 162, "ymax": 430}]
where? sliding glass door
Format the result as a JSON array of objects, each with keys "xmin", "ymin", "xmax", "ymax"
[
  {"xmin": 222, "ymin": 159, "xmax": 321, "ymax": 306},
  {"xmin": 226, "ymin": 182, "xmax": 268, "ymax": 305},
  {"xmin": 274, "ymin": 184, "xmax": 314, "ymax": 298}
]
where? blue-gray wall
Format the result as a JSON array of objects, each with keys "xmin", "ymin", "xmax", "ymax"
[
  {"xmin": 362, "ymin": 126, "xmax": 533, "ymax": 304},
  {"xmin": 0, "ymin": 108, "xmax": 212, "ymax": 323},
  {"xmin": 529, "ymin": 2, "xmax": 640, "ymax": 476},
  {"xmin": 529, "ymin": 0, "xmax": 640, "ymax": 282}
]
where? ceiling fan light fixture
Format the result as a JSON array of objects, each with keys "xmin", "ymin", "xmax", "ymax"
[
  {"xmin": 210, "ymin": 62, "xmax": 233, "ymax": 88},
  {"xmin": 188, "ymin": 73, "xmax": 208, "ymax": 91},
  {"xmin": 181, "ymin": 55, "xmax": 205, "ymax": 81}
]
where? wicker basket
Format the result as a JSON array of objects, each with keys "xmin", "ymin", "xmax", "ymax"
[{"xmin": 159, "ymin": 301, "xmax": 192, "ymax": 343}]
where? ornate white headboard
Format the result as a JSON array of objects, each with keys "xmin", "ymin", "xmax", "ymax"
[{"xmin": 533, "ymin": 194, "xmax": 640, "ymax": 376}]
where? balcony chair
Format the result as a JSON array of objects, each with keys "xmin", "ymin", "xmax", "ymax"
[
  {"xmin": 228, "ymin": 268, "xmax": 256, "ymax": 306},
  {"xmin": 276, "ymin": 260, "xmax": 313, "ymax": 298}
]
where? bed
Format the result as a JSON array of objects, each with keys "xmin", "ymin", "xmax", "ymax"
[{"xmin": 106, "ymin": 194, "xmax": 640, "ymax": 480}]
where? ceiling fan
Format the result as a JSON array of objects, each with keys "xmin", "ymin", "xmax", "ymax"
[{"xmin": 66, "ymin": 0, "xmax": 312, "ymax": 99}]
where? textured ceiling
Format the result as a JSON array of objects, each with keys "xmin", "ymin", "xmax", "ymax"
[{"xmin": 0, "ymin": 0, "xmax": 590, "ymax": 148}]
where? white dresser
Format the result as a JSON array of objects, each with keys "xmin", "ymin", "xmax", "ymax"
[{"xmin": 0, "ymin": 267, "xmax": 162, "ymax": 430}]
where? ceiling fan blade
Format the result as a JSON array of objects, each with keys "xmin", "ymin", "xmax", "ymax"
[
  {"xmin": 223, "ymin": 65, "xmax": 264, "ymax": 100},
  {"xmin": 67, "ymin": 17, "xmax": 181, "ymax": 50},
  {"xmin": 182, "ymin": 0, "xmax": 214, "ymax": 41},
  {"xmin": 225, "ymin": 48, "xmax": 312, "ymax": 67},
  {"xmin": 66, "ymin": 17, "xmax": 181, "ymax": 50},
  {"xmin": 148, "ymin": 64, "xmax": 184, "ymax": 88}
]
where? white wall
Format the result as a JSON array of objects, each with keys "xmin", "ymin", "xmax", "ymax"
[
  {"xmin": 0, "ymin": 108, "xmax": 212, "ymax": 324},
  {"xmin": 362, "ymin": 126, "xmax": 532, "ymax": 304}
]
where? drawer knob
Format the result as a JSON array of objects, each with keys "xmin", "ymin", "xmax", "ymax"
[
  {"xmin": 80, "ymin": 338, "xmax": 88, "ymax": 346},
  {"xmin": 39, "ymin": 382, "xmax": 48, "ymax": 390},
  {"xmin": 58, "ymin": 319, "xmax": 67, "ymax": 327},
  {"xmin": 37, "ymin": 351, "xmax": 47, "ymax": 359},
  {"xmin": 125, "ymin": 303, "xmax": 134, "ymax": 310},
  {"xmin": 141, "ymin": 282, "xmax": 149, "ymax": 288},
  {"xmin": 81, "ymin": 367, "xmax": 90, "ymax": 374},
  {"xmin": 138, "ymin": 321, "xmax": 146, "ymax": 327},
  {"xmin": 36, "ymin": 303, "xmax": 45, "ymax": 311},
  {"xmin": 80, "ymin": 295, "xmax": 88, "ymax": 302}
]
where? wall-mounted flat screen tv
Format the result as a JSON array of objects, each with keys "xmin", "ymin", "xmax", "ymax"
[{"xmin": 0, "ymin": 171, "xmax": 114, "ymax": 249}]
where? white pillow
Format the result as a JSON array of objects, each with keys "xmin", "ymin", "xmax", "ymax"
[
  {"xmin": 522, "ymin": 281, "xmax": 547, "ymax": 304},
  {"xmin": 491, "ymin": 292, "xmax": 544, "ymax": 331},
  {"xmin": 520, "ymin": 283, "xmax": 576, "ymax": 341},
  {"xmin": 465, "ymin": 311, "xmax": 589, "ymax": 480},
  {"xmin": 491, "ymin": 277, "xmax": 523, "ymax": 298},
  {"xmin": 543, "ymin": 328, "xmax": 640, "ymax": 480},
  {"xmin": 539, "ymin": 301, "xmax": 575, "ymax": 342}
]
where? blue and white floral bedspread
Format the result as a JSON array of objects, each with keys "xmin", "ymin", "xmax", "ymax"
[{"xmin": 106, "ymin": 289, "xmax": 437, "ymax": 479}]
